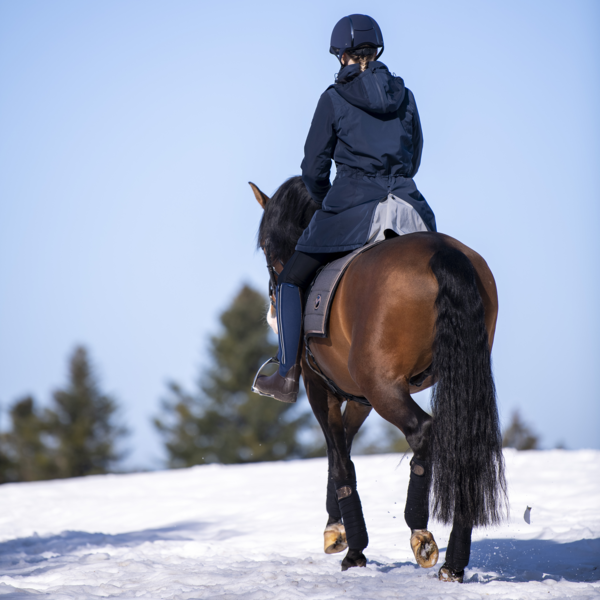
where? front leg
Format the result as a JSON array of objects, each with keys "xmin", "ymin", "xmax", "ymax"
[
  {"xmin": 323, "ymin": 399, "xmax": 372, "ymax": 555},
  {"xmin": 303, "ymin": 367, "xmax": 369, "ymax": 570},
  {"xmin": 335, "ymin": 475, "xmax": 368, "ymax": 569}
]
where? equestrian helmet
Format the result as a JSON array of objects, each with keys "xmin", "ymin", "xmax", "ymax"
[{"xmin": 329, "ymin": 14, "xmax": 384, "ymax": 62}]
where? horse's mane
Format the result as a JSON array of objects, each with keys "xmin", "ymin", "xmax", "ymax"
[{"xmin": 257, "ymin": 176, "xmax": 318, "ymax": 264}]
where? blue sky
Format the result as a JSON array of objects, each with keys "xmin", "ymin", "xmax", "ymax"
[{"xmin": 1, "ymin": 1, "xmax": 598, "ymax": 468}]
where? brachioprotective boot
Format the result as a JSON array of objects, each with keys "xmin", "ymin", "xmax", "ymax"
[{"xmin": 253, "ymin": 282, "xmax": 302, "ymax": 403}]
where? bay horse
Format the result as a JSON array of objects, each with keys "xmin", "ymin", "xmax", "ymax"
[{"xmin": 250, "ymin": 176, "xmax": 506, "ymax": 581}]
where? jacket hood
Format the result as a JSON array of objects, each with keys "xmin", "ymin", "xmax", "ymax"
[{"xmin": 332, "ymin": 61, "xmax": 405, "ymax": 114}]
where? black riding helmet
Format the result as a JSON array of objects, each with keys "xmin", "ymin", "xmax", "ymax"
[{"xmin": 329, "ymin": 14, "xmax": 384, "ymax": 62}]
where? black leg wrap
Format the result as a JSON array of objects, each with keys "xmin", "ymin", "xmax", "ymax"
[
  {"xmin": 404, "ymin": 457, "xmax": 430, "ymax": 531},
  {"xmin": 336, "ymin": 483, "xmax": 368, "ymax": 550},
  {"xmin": 326, "ymin": 473, "xmax": 342, "ymax": 523},
  {"xmin": 446, "ymin": 525, "xmax": 472, "ymax": 572}
]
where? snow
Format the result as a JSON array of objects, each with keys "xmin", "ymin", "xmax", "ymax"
[{"xmin": 0, "ymin": 450, "xmax": 599, "ymax": 599}]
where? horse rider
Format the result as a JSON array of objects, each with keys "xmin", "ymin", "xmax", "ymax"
[{"xmin": 254, "ymin": 14, "xmax": 437, "ymax": 403}]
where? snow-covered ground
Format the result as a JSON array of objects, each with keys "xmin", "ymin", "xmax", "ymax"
[{"xmin": 0, "ymin": 450, "xmax": 598, "ymax": 599}]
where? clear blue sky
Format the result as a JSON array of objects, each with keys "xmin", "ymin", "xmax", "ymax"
[{"xmin": 1, "ymin": 1, "xmax": 598, "ymax": 468}]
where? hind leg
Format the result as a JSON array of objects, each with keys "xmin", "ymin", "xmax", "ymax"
[
  {"xmin": 349, "ymin": 367, "xmax": 438, "ymax": 568},
  {"xmin": 438, "ymin": 522, "xmax": 472, "ymax": 582}
]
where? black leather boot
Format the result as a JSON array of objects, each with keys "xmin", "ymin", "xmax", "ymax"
[{"xmin": 253, "ymin": 364, "xmax": 301, "ymax": 403}]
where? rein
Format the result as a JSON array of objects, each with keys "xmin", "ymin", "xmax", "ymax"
[{"xmin": 267, "ymin": 264, "xmax": 278, "ymax": 307}]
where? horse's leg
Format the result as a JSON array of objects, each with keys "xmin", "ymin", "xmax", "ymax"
[
  {"xmin": 323, "ymin": 401, "xmax": 371, "ymax": 554},
  {"xmin": 303, "ymin": 370, "xmax": 369, "ymax": 570},
  {"xmin": 438, "ymin": 522, "xmax": 473, "ymax": 582},
  {"xmin": 343, "ymin": 400, "xmax": 372, "ymax": 454},
  {"xmin": 302, "ymin": 371, "xmax": 345, "ymax": 551},
  {"xmin": 349, "ymin": 366, "xmax": 438, "ymax": 569}
]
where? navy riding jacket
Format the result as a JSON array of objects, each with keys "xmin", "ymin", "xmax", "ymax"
[{"xmin": 296, "ymin": 61, "xmax": 436, "ymax": 253}]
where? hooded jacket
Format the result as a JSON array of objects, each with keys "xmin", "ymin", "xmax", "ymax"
[{"xmin": 296, "ymin": 61, "xmax": 436, "ymax": 253}]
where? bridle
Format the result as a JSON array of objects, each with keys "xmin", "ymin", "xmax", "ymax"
[
  {"xmin": 267, "ymin": 263, "xmax": 278, "ymax": 307},
  {"xmin": 264, "ymin": 242, "xmax": 283, "ymax": 308}
]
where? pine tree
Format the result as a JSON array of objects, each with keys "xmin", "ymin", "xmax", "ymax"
[
  {"xmin": 502, "ymin": 410, "xmax": 539, "ymax": 450},
  {"xmin": 48, "ymin": 346, "xmax": 128, "ymax": 477},
  {"xmin": 0, "ymin": 446, "xmax": 12, "ymax": 484},
  {"xmin": 0, "ymin": 396, "xmax": 59, "ymax": 482},
  {"xmin": 155, "ymin": 284, "xmax": 312, "ymax": 467}
]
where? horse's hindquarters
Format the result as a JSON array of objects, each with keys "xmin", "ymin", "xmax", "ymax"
[{"xmin": 309, "ymin": 233, "xmax": 498, "ymax": 399}]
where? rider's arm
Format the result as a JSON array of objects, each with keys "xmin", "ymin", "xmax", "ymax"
[
  {"xmin": 301, "ymin": 91, "xmax": 337, "ymax": 205},
  {"xmin": 409, "ymin": 90, "xmax": 423, "ymax": 177}
]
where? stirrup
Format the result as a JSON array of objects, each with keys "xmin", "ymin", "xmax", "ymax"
[{"xmin": 251, "ymin": 357, "xmax": 280, "ymax": 397}]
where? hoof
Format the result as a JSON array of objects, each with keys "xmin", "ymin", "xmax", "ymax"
[
  {"xmin": 438, "ymin": 563, "xmax": 464, "ymax": 583},
  {"xmin": 410, "ymin": 529, "xmax": 439, "ymax": 568},
  {"xmin": 341, "ymin": 548, "xmax": 367, "ymax": 571},
  {"xmin": 324, "ymin": 522, "xmax": 348, "ymax": 554}
]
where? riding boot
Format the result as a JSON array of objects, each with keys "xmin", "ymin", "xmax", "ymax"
[{"xmin": 253, "ymin": 282, "xmax": 302, "ymax": 403}]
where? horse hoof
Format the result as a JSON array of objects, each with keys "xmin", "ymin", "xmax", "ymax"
[
  {"xmin": 324, "ymin": 522, "xmax": 348, "ymax": 554},
  {"xmin": 438, "ymin": 563, "xmax": 464, "ymax": 583},
  {"xmin": 410, "ymin": 529, "xmax": 439, "ymax": 568},
  {"xmin": 341, "ymin": 549, "xmax": 367, "ymax": 571}
]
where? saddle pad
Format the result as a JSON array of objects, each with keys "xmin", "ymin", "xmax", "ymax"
[{"xmin": 304, "ymin": 241, "xmax": 383, "ymax": 339}]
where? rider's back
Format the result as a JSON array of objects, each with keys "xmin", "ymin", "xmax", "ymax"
[{"xmin": 326, "ymin": 62, "xmax": 422, "ymax": 178}]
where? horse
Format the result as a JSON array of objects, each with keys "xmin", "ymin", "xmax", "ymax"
[{"xmin": 250, "ymin": 176, "xmax": 507, "ymax": 581}]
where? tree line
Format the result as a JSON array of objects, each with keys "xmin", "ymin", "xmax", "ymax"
[{"xmin": 0, "ymin": 285, "xmax": 540, "ymax": 483}]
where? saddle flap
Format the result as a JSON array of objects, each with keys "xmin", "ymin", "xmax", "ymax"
[{"xmin": 304, "ymin": 241, "xmax": 383, "ymax": 339}]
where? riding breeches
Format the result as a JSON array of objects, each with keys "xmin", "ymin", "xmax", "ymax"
[{"xmin": 278, "ymin": 250, "xmax": 350, "ymax": 290}]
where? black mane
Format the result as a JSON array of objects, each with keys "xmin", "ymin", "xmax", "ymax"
[{"xmin": 257, "ymin": 176, "xmax": 318, "ymax": 264}]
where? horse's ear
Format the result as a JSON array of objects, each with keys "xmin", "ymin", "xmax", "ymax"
[{"xmin": 249, "ymin": 182, "xmax": 270, "ymax": 209}]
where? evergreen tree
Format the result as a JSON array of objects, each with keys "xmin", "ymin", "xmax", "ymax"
[
  {"xmin": 502, "ymin": 410, "xmax": 539, "ymax": 450},
  {"xmin": 0, "ymin": 396, "xmax": 59, "ymax": 482},
  {"xmin": 0, "ymin": 445, "xmax": 12, "ymax": 484},
  {"xmin": 48, "ymin": 346, "xmax": 128, "ymax": 477},
  {"xmin": 155, "ymin": 284, "xmax": 312, "ymax": 466}
]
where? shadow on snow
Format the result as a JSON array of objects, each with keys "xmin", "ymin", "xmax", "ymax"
[
  {"xmin": 368, "ymin": 537, "xmax": 599, "ymax": 583},
  {"xmin": 0, "ymin": 527, "xmax": 598, "ymax": 585},
  {"xmin": 465, "ymin": 537, "xmax": 598, "ymax": 583},
  {"xmin": 0, "ymin": 520, "xmax": 241, "ymax": 578}
]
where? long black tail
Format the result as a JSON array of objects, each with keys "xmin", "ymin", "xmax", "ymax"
[{"xmin": 428, "ymin": 246, "xmax": 507, "ymax": 528}]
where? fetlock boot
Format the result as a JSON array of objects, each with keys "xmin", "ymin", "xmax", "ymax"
[{"xmin": 252, "ymin": 282, "xmax": 302, "ymax": 403}]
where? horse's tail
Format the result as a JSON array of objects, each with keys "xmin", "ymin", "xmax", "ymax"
[{"xmin": 428, "ymin": 245, "xmax": 507, "ymax": 528}]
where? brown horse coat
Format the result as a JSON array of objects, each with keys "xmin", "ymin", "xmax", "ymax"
[{"xmin": 310, "ymin": 232, "xmax": 497, "ymax": 401}]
